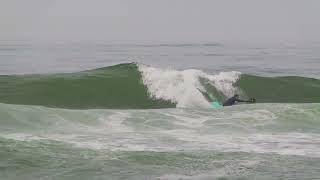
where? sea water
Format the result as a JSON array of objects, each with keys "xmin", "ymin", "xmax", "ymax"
[{"xmin": 0, "ymin": 42, "xmax": 320, "ymax": 180}]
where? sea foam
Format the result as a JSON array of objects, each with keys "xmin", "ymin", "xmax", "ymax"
[{"xmin": 138, "ymin": 64, "xmax": 241, "ymax": 108}]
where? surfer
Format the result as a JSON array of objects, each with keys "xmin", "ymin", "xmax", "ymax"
[{"xmin": 223, "ymin": 94, "xmax": 255, "ymax": 106}]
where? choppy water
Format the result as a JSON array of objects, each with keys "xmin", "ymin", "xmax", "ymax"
[
  {"xmin": 1, "ymin": 42, "xmax": 320, "ymax": 77},
  {"xmin": 0, "ymin": 42, "xmax": 320, "ymax": 180}
]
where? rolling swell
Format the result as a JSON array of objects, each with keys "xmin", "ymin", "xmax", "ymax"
[
  {"xmin": 0, "ymin": 63, "xmax": 319, "ymax": 109},
  {"xmin": 237, "ymin": 75, "xmax": 320, "ymax": 103},
  {"xmin": 0, "ymin": 63, "xmax": 174, "ymax": 109}
]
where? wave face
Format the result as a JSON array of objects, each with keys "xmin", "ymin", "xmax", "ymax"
[
  {"xmin": 0, "ymin": 63, "xmax": 174, "ymax": 109},
  {"xmin": 238, "ymin": 75, "xmax": 320, "ymax": 103},
  {"xmin": 0, "ymin": 63, "xmax": 319, "ymax": 109}
]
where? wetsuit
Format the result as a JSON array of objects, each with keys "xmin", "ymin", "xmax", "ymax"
[{"xmin": 223, "ymin": 96, "xmax": 251, "ymax": 106}]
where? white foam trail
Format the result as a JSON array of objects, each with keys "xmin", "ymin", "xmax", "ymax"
[
  {"xmin": 2, "ymin": 103, "xmax": 320, "ymax": 157},
  {"xmin": 138, "ymin": 64, "xmax": 241, "ymax": 108}
]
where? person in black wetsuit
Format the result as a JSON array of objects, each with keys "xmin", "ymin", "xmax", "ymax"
[{"xmin": 223, "ymin": 94, "xmax": 255, "ymax": 106}]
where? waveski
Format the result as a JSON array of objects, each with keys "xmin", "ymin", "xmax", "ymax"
[{"xmin": 0, "ymin": 63, "xmax": 319, "ymax": 109}]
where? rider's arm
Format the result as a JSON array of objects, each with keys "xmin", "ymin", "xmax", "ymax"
[{"xmin": 235, "ymin": 98, "xmax": 252, "ymax": 103}]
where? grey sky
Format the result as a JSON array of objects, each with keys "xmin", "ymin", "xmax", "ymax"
[{"xmin": 1, "ymin": 0, "xmax": 319, "ymax": 43}]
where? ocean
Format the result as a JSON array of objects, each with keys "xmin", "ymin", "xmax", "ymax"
[{"xmin": 0, "ymin": 42, "xmax": 320, "ymax": 180}]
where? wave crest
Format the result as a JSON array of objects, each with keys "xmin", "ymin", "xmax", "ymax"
[{"xmin": 139, "ymin": 64, "xmax": 240, "ymax": 108}]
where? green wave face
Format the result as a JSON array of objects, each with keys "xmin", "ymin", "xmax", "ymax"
[
  {"xmin": 0, "ymin": 63, "xmax": 319, "ymax": 109},
  {"xmin": 237, "ymin": 75, "xmax": 320, "ymax": 103},
  {"xmin": 0, "ymin": 63, "xmax": 174, "ymax": 109}
]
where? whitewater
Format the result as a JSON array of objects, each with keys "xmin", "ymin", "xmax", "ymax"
[
  {"xmin": 138, "ymin": 64, "xmax": 241, "ymax": 108},
  {"xmin": 1, "ymin": 42, "xmax": 320, "ymax": 180}
]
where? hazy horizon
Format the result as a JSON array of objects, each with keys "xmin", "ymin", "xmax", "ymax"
[{"xmin": 1, "ymin": 0, "xmax": 320, "ymax": 44}]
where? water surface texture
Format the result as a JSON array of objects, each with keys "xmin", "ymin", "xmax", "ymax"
[{"xmin": 0, "ymin": 42, "xmax": 320, "ymax": 180}]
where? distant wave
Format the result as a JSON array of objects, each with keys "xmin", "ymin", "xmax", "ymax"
[{"xmin": 113, "ymin": 43, "xmax": 223, "ymax": 48}]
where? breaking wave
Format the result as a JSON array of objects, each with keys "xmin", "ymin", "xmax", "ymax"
[{"xmin": 0, "ymin": 63, "xmax": 319, "ymax": 109}]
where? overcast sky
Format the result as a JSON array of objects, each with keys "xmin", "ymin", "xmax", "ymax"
[{"xmin": 1, "ymin": 0, "xmax": 319, "ymax": 43}]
